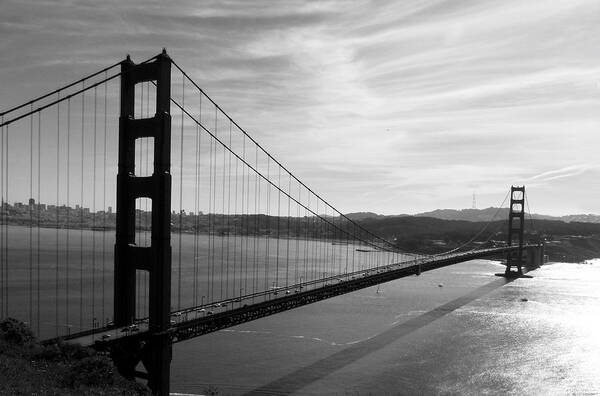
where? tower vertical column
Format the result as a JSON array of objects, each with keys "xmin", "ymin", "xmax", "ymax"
[
  {"xmin": 506, "ymin": 185, "xmax": 525, "ymax": 275},
  {"xmin": 114, "ymin": 50, "xmax": 172, "ymax": 395}
]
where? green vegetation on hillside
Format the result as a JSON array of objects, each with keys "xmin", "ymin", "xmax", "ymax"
[{"xmin": 0, "ymin": 318, "xmax": 148, "ymax": 395}]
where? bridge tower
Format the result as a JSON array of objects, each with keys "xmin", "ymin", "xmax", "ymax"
[
  {"xmin": 505, "ymin": 185, "xmax": 525, "ymax": 276},
  {"xmin": 113, "ymin": 50, "xmax": 172, "ymax": 395}
]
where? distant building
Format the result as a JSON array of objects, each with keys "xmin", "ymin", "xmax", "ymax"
[
  {"xmin": 108, "ymin": 206, "xmax": 113, "ymax": 214},
  {"xmin": 29, "ymin": 198, "xmax": 35, "ymax": 206}
]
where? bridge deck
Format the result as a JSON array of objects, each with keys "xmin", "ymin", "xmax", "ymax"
[{"xmin": 51, "ymin": 246, "xmax": 531, "ymax": 349}]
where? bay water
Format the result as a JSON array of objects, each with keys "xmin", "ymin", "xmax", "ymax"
[{"xmin": 2, "ymin": 225, "xmax": 599, "ymax": 394}]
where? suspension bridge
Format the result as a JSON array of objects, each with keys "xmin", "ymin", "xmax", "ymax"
[{"xmin": 0, "ymin": 50, "xmax": 544, "ymax": 395}]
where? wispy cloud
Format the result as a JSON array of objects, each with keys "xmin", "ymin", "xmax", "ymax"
[
  {"xmin": 528, "ymin": 165, "xmax": 599, "ymax": 183},
  {"xmin": 1, "ymin": 0, "xmax": 599, "ymax": 214}
]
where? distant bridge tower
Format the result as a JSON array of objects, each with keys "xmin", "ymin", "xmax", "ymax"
[{"xmin": 505, "ymin": 186, "xmax": 525, "ymax": 276}]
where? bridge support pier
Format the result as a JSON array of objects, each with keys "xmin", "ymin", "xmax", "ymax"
[
  {"xmin": 113, "ymin": 50, "xmax": 172, "ymax": 395},
  {"xmin": 525, "ymin": 244, "xmax": 544, "ymax": 269}
]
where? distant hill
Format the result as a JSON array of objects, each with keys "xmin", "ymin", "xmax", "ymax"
[
  {"xmin": 344, "ymin": 208, "xmax": 600, "ymax": 224},
  {"xmin": 344, "ymin": 212, "xmax": 407, "ymax": 221},
  {"xmin": 416, "ymin": 207, "xmax": 510, "ymax": 222},
  {"xmin": 559, "ymin": 214, "xmax": 600, "ymax": 223},
  {"xmin": 415, "ymin": 208, "xmax": 600, "ymax": 224},
  {"xmin": 344, "ymin": 212, "xmax": 380, "ymax": 221}
]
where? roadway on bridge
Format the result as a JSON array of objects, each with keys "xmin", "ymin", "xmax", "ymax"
[{"xmin": 57, "ymin": 246, "xmax": 523, "ymax": 347}]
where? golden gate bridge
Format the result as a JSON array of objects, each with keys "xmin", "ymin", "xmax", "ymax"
[{"xmin": 0, "ymin": 50, "xmax": 543, "ymax": 395}]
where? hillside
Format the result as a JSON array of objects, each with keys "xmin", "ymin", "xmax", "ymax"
[
  {"xmin": 344, "ymin": 208, "xmax": 600, "ymax": 224},
  {"xmin": 344, "ymin": 212, "xmax": 390, "ymax": 221},
  {"xmin": 415, "ymin": 207, "xmax": 600, "ymax": 223},
  {"xmin": 0, "ymin": 319, "xmax": 148, "ymax": 395},
  {"xmin": 353, "ymin": 216, "xmax": 600, "ymax": 262}
]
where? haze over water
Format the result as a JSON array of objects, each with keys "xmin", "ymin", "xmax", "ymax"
[{"xmin": 170, "ymin": 260, "xmax": 600, "ymax": 395}]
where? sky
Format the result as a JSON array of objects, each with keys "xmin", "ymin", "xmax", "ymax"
[{"xmin": 1, "ymin": 0, "xmax": 600, "ymax": 216}]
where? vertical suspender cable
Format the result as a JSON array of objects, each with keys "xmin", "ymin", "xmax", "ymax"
[
  {"xmin": 233, "ymin": 124, "xmax": 239, "ymax": 301},
  {"xmin": 212, "ymin": 108, "xmax": 218, "ymax": 303},
  {"xmin": 225, "ymin": 121, "xmax": 231, "ymax": 301},
  {"xmin": 265, "ymin": 155, "xmax": 268, "ymax": 295},
  {"xmin": 80, "ymin": 84, "xmax": 85, "ymax": 331},
  {"xmin": 331, "ymin": 209, "xmax": 336, "ymax": 275},
  {"xmin": 295, "ymin": 182, "xmax": 300, "ymax": 285},
  {"xmin": 207, "ymin": 124, "xmax": 213, "ymax": 303},
  {"xmin": 198, "ymin": 95, "xmax": 203, "ymax": 306},
  {"xmin": 317, "ymin": 201, "xmax": 322, "ymax": 285},
  {"xmin": 37, "ymin": 112, "xmax": 41, "ymax": 334},
  {"xmin": 225, "ymin": 119, "xmax": 237, "ymax": 298},
  {"xmin": 305, "ymin": 192, "xmax": 310, "ymax": 287},
  {"xmin": 92, "ymin": 86, "xmax": 98, "ymax": 331},
  {"xmin": 5, "ymin": 121, "xmax": 9, "ymax": 316},
  {"xmin": 253, "ymin": 148, "xmax": 259, "ymax": 301},
  {"xmin": 243, "ymin": 135, "xmax": 248, "ymax": 299},
  {"xmin": 286, "ymin": 173, "xmax": 291, "ymax": 288},
  {"xmin": 55, "ymin": 95, "xmax": 61, "ymax": 336},
  {"xmin": 66, "ymin": 99, "xmax": 71, "ymax": 333},
  {"xmin": 265, "ymin": 158, "xmax": 270, "ymax": 295},
  {"xmin": 226, "ymin": 121, "xmax": 232, "ymax": 301},
  {"xmin": 212, "ymin": 109, "xmax": 218, "ymax": 303},
  {"xmin": 324, "ymin": 206, "xmax": 329, "ymax": 281},
  {"xmin": 276, "ymin": 165, "xmax": 281, "ymax": 289},
  {"xmin": 237, "ymin": 133, "xmax": 243, "ymax": 303},
  {"xmin": 178, "ymin": 76, "xmax": 184, "ymax": 310},
  {"xmin": 220, "ymin": 115, "xmax": 226, "ymax": 301},
  {"xmin": 1, "ymin": 117, "xmax": 5, "ymax": 318},
  {"xmin": 29, "ymin": 107, "xmax": 33, "ymax": 327},
  {"xmin": 345, "ymin": 215, "xmax": 349, "ymax": 275},
  {"xmin": 304, "ymin": 189, "xmax": 309, "ymax": 287},
  {"xmin": 351, "ymin": 224, "xmax": 355, "ymax": 273},
  {"xmin": 209, "ymin": 115, "xmax": 215, "ymax": 303},
  {"xmin": 102, "ymin": 73, "xmax": 107, "ymax": 325},
  {"xmin": 193, "ymin": 96, "xmax": 199, "ymax": 306},
  {"xmin": 314, "ymin": 199, "xmax": 319, "ymax": 285},
  {"xmin": 337, "ymin": 215, "xmax": 341, "ymax": 275}
]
